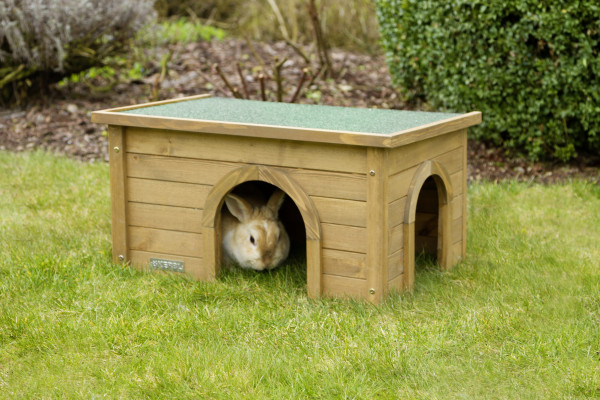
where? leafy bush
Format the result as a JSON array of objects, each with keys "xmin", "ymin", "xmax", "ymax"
[
  {"xmin": 0, "ymin": 0, "xmax": 155, "ymax": 103},
  {"xmin": 154, "ymin": 18, "xmax": 226, "ymax": 45},
  {"xmin": 376, "ymin": 0, "xmax": 600, "ymax": 161}
]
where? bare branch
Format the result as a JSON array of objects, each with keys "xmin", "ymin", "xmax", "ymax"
[
  {"xmin": 244, "ymin": 36, "xmax": 268, "ymax": 74},
  {"xmin": 273, "ymin": 57, "xmax": 288, "ymax": 102},
  {"xmin": 236, "ymin": 63, "xmax": 249, "ymax": 99},
  {"xmin": 266, "ymin": 0, "xmax": 310, "ymax": 64},
  {"xmin": 214, "ymin": 63, "xmax": 243, "ymax": 99},
  {"xmin": 197, "ymin": 69, "xmax": 229, "ymax": 96},
  {"xmin": 259, "ymin": 73, "xmax": 267, "ymax": 101},
  {"xmin": 308, "ymin": 0, "xmax": 333, "ymax": 78},
  {"xmin": 266, "ymin": 0, "xmax": 290, "ymax": 40},
  {"xmin": 289, "ymin": 68, "xmax": 309, "ymax": 103}
]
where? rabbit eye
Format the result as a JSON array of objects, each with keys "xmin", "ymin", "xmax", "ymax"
[{"xmin": 249, "ymin": 235, "xmax": 255, "ymax": 245}]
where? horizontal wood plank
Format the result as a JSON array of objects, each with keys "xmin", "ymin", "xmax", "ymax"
[
  {"xmin": 125, "ymin": 127, "xmax": 367, "ymax": 174},
  {"xmin": 389, "ymin": 196, "xmax": 407, "ymax": 228},
  {"xmin": 388, "ymin": 165, "xmax": 418, "ymax": 203},
  {"xmin": 312, "ymin": 196, "xmax": 366, "ymax": 228},
  {"xmin": 322, "ymin": 248, "xmax": 367, "ymax": 279},
  {"xmin": 321, "ymin": 223, "xmax": 367, "ymax": 253},
  {"xmin": 127, "ymin": 153, "xmax": 239, "ymax": 185},
  {"xmin": 128, "ymin": 226, "xmax": 202, "ymax": 258},
  {"xmin": 388, "ymin": 273, "xmax": 404, "ymax": 292},
  {"xmin": 388, "ymin": 144, "xmax": 464, "ymax": 203},
  {"xmin": 389, "ymin": 158, "xmax": 464, "ymax": 206},
  {"xmin": 388, "ymin": 249, "xmax": 404, "ymax": 280},
  {"xmin": 451, "ymin": 194, "xmax": 463, "ymax": 220},
  {"xmin": 284, "ymin": 168, "xmax": 367, "ymax": 201},
  {"xmin": 127, "ymin": 153, "xmax": 368, "ymax": 201},
  {"xmin": 128, "ymin": 202, "xmax": 203, "ymax": 233},
  {"xmin": 322, "ymin": 274, "xmax": 367, "ymax": 299},
  {"xmin": 127, "ymin": 177, "xmax": 210, "ymax": 209},
  {"xmin": 435, "ymin": 146, "xmax": 465, "ymax": 176},
  {"xmin": 389, "ymin": 223, "xmax": 404, "ymax": 255},
  {"xmin": 451, "ymin": 170, "xmax": 463, "ymax": 196},
  {"xmin": 389, "ymin": 129, "xmax": 463, "ymax": 175}
]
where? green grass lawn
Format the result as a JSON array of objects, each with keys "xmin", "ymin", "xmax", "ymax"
[{"xmin": 1, "ymin": 151, "xmax": 599, "ymax": 399}]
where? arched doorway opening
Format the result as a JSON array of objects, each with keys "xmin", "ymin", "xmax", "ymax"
[
  {"xmin": 403, "ymin": 161, "xmax": 453, "ymax": 290},
  {"xmin": 222, "ymin": 180, "xmax": 306, "ymax": 267},
  {"xmin": 414, "ymin": 176, "xmax": 440, "ymax": 267},
  {"xmin": 201, "ymin": 165, "xmax": 322, "ymax": 298}
]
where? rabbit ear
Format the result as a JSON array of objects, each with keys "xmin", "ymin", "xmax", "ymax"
[
  {"xmin": 266, "ymin": 189, "xmax": 286, "ymax": 214},
  {"xmin": 224, "ymin": 194, "xmax": 253, "ymax": 222}
]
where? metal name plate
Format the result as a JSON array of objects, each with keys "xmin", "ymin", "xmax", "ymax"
[{"xmin": 149, "ymin": 258, "xmax": 185, "ymax": 273}]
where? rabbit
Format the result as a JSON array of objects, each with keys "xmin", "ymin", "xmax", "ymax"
[{"xmin": 221, "ymin": 188, "xmax": 290, "ymax": 271}]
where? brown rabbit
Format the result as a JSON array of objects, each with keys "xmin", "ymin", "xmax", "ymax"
[{"xmin": 221, "ymin": 189, "xmax": 290, "ymax": 271}]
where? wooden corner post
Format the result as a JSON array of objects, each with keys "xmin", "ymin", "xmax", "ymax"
[
  {"xmin": 461, "ymin": 129, "xmax": 468, "ymax": 260},
  {"xmin": 108, "ymin": 125, "xmax": 128, "ymax": 265},
  {"xmin": 366, "ymin": 148, "xmax": 389, "ymax": 303}
]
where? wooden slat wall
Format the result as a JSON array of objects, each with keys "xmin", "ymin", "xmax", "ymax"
[
  {"xmin": 123, "ymin": 127, "xmax": 369, "ymax": 287},
  {"xmin": 128, "ymin": 226, "xmax": 202, "ymax": 259},
  {"xmin": 387, "ymin": 129, "xmax": 467, "ymax": 291},
  {"xmin": 129, "ymin": 249, "xmax": 205, "ymax": 279},
  {"xmin": 127, "ymin": 203, "xmax": 203, "ymax": 233},
  {"xmin": 120, "ymin": 125, "xmax": 467, "ymax": 295},
  {"xmin": 125, "ymin": 127, "xmax": 366, "ymax": 174}
]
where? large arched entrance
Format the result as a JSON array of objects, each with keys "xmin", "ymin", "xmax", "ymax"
[
  {"xmin": 201, "ymin": 165, "xmax": 322, "ymax": 298},
  {"xmin": 403, "ymin": 161, "xmax": 453, "ymax": 290}
]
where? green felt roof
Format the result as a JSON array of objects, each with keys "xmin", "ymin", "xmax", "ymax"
[{"xmin": 119, "ymin": 97, "xmax": 461, "ymax": 135}]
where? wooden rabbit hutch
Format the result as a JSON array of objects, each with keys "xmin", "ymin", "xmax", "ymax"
[{"xmin": 92, "ymin": 94, "xmax": 481, "ymax": 303}]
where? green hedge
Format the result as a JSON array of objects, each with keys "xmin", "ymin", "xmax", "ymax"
[{"xmin": 376, "ymin": 0, "xmax": 600, "ymax": 160}]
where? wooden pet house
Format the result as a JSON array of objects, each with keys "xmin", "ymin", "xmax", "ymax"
[{"xmin": 92, "ymin": 94, "xmax": 481, "ymax": 303}]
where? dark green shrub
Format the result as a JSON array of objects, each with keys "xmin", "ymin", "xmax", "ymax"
[
  {"xmin": 376, "ymin": 0, "xmax": 600, "ymax": 160},
  {"xmin": 0, "ymin": 0, "xmax": 155, "ymax": 104}
]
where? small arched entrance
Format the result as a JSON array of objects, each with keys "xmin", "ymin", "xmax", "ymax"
[
  {"xmin": 201, "ymin": 165, "xmax": 322, "ymax": 298},
  {"xmin": 403, "ymin": 161, "xmax": 453, "ymax": 290}
]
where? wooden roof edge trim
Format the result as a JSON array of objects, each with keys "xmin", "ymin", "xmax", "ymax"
[
  {"xmin": 92, "ymin": 93, "xmax": 212, "ymax": 115},
  {"xmin": 90, "ymin": 111, "xmax": 395, "ymax": 148},
  {"xmin": 389, "ymin": 111, "xmax": 482, "ymax": 147}
]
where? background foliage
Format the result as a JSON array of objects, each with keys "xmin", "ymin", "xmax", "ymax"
[
  {"xmin": 0, "ymin": 0, "xmax": 155, "ymax": 102},
  {"xmin": 153, "ymin": 0, "xmax": 379, "ymax": 53},
  {"xmin": 0, "ymin": 0, "xmax": 378, "ymax": 105},
  {"xmin": 376, "ymin": 0, "xmax": 600, "ymax": 161}
]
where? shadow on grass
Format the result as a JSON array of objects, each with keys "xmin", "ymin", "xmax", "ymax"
[
  {"xmin": 415, "ymin": 251, "xmax": 439, "ymax": 273},
  {"xmin": 219, "ymin": 248, "xmax": 307, "ymax": 293},
  {"xmin": 406, "ymin": 251, "xmax": 450, "ymax": 297}
]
